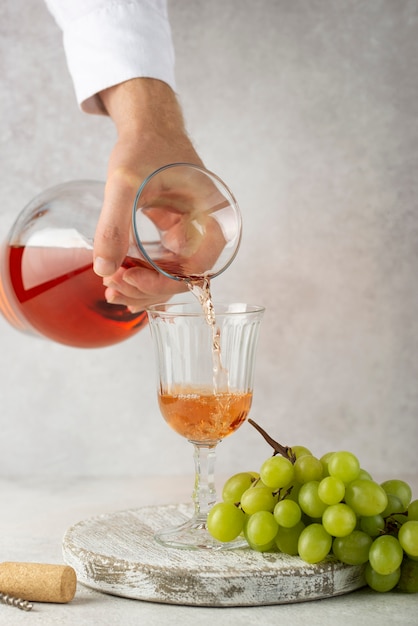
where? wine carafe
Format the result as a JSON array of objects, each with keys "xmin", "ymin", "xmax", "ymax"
[{"xmin": 0, "ymin": 164, "xmax": 241, "ymax": 348}]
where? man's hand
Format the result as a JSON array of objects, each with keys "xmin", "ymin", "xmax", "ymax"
[{"xmin": 94, "ymin": 77, "xmax": 203, "ymax": 310}]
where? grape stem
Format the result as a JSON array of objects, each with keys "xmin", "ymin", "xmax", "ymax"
[{"xmin": 248, "ymin": 419, "xmax": 296, "ymax": 463}]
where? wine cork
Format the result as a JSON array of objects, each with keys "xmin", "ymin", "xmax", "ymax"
[{"xmin": 0, "ymin": 562, "xmax": 76, "ymax": 603}]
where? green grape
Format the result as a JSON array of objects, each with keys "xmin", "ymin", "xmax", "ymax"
[
  {"xmin": 408, "ymin": 500, "xmax": 418, "ymax": 520},
  {"xmin": 332, "ymin": 530, "xmax": 373, "ymax": 565},
  {"xmin": 245, "ymin": 511, "xmax": 278, "ymax": 548},
  {"xmin": 291, "ymin": 445, "xmax": 312, "ymax": 459},
  {"xmin": 247, "ymin": 537, "xmax": 277, "ymax": 552},
  {"xmin": 259, "ymin": 455, "xmax": 295, "ymax": 490},
  {"xmin": 322, "ymin": 503, "xmax": 357, "ymax": 537},
  {"xmin": 381, "ymin": 494, "xmax": 405, "ymax": 518},
  {"xmin": 318, "ymin": 476, "xmax": 345, "ymax": 505},
  {"xmin": 357, "ymin": 468, "xmax": 373, "ymax": 481},
  {"xmin": 408, "ymin": 499, "xmax": 418, "ymax": 521},
  {"xmin": 398, "ymin": 520, "xmax": 418, "ymax": 557},
  {"xmin": 397, "ymin": 558, "xmax": 418, "ymax": 593},
  {"xmin": 365, "ymin": 562, "xmax": 401, "ymax": 592},
  {"xmin": 381, "ymin": 479, "xmax": 412, "ymax": 509},
  {"xmin": 285, "ymin": 482, "xmax": 302, "ymax": 503},
  {"xmin": 345, "ymin": 479, "xmax": 388, "ymax": 516},
  {"xmin": 294, "ymin": 455, "xmax": 323, "ymax": 484},
  {"xmin": 240, "ymin": 485, "xmax": 276, "ymax": 515},
  {"xmin": 222, "ymin": 472, "xmax": 256, "ymax": 504},
  {"xmin": 275, "ymin": 521, "xmax": 306, "ymax": 555},
  {"xmin": 369, "ymin": 535, "xmax": 404, "ymax": 575},
  {"xmin": 319, "ymin": 451, "xmax": 335, "ymax": 477},
  {"xmin": 298, "ymin": 481, "xmax": 328, "ymax": 519},
  {"xmin": 328, "ymin": 451, "xmax": 361, "ymax": 484},
  {"xmin": 360, "ymin": 514, "xmax": 385, "ymax": 537},
  {"xmin": 298, "ymin": 523, "xmax": 332, "ymax": 564},
  {"xmin": 391, "ymin": 513, "xmax": 408, "ymax": 526},
  {"xmin": 273, "ymin": 498, "xmax": 302, "ymax": 528},
  {"xmin": 207, "ymin": 502, "xmax": 245, "ymax": 542}
]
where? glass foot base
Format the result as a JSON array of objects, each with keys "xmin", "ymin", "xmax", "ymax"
[{"xmin": 154, "ymin": 517, "xmax": 248, "ymax": 551}]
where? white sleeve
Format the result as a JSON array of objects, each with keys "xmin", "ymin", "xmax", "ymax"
[{"xmin": 45, "ymin": 0, "xmax": 176, "ymax": 115}]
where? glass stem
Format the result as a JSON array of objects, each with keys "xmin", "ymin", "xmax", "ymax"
[{"xmin": 192, "ymin": 443, "xmax": 217, "ymax": 523}]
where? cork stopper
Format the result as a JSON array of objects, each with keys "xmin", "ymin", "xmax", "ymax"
[{"xmin": 0, "ymin": 562, "xmax": 77, "ymax": 603}]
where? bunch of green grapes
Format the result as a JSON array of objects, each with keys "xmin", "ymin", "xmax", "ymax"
[{"xmin": 207, "ymin": 421, "xmax": 418, "ymax": 594}]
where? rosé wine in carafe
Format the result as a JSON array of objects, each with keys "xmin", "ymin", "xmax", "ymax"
[{"xmin": 0, "ymin": 165, "xmax": 241, "ymax": 349}]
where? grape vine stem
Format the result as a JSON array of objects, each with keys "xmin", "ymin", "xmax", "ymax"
[{"xmin": 248, "ymin": 419, "xmax": 296, "ymax": 463}]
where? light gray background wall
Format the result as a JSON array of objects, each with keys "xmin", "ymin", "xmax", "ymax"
[{"xmin": 0, "ymin": 0, "xmax": 417, "ymax": 481}]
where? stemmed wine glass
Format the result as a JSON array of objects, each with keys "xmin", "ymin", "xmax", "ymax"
[{"xmin": 146, "ymin": 301, "xmax": 264, "ymax": 550}]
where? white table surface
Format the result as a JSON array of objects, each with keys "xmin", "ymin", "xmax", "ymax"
[{"xmin": 1, "ymin": 475, "xmax": 417, "ymax": 626}]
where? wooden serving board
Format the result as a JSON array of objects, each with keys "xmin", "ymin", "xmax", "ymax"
[{"xmin": 62, "ymin": 504, "xmax": 366, "ymax": 606}]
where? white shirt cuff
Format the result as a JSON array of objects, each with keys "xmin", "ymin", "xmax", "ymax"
[{"xmin": 46, "ymin": 0, "xmax": 176, "ymax": 114}]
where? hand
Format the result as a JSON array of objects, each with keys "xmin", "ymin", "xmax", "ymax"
[{"xmin": 93, "ymin": 78, "xmax": 204, "ymax": 311}]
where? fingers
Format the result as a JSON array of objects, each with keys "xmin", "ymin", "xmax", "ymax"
[
  {"xmin": 144, "ymin": 206, "xmax": 204, "ymax": 256},
  {"xmin": 103, "ymin": 266, "xmax": 188, "ymax": 312}
]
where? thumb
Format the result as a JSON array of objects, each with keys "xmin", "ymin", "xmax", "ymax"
[{"xmin": 93, "ymin": 172, "xmax": 138, "ymax": 277}]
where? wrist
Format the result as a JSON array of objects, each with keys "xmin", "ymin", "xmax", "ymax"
[{"xmin": 99, "ymin": 78, "xmax": 185, "ymax": 137}]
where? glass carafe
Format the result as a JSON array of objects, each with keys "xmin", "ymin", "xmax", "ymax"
[{"xmin": 0, "ymin": 164, "xmax": 241, "ymax": 349}]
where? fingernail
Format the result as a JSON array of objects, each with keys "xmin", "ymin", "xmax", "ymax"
[{"xmin": 94, "ymin": 257, "xmax": 117, "ymax": 276}]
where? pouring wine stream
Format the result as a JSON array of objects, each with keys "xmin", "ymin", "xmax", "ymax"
[{"xmin": 188, "ymin": 277, "xmax": 230, "ymax": 392}]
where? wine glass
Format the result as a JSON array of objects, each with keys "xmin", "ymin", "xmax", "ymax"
[{"xmin": 146, "ymin": 301, "xmax": 265, "ymax": 550}]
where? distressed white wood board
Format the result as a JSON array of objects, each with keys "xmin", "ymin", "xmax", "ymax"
[{"xmin": 62, "ymin": 503, "xmax": 366, "ymax": 607}]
